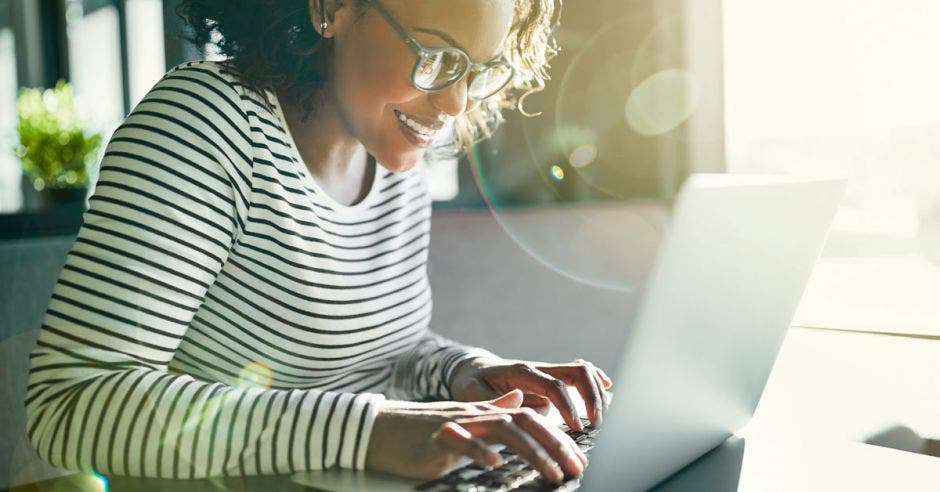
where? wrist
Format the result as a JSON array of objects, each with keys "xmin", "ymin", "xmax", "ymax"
[
  {"xmin": 450, "ymin": 356, "xmax": 484, "ymax": 382},
  {"xmin": 365, "ymin": 403, "xmax": 445, "ymax": 475},
  {"xmin": 449, "ymin": 355, "xmax": 497, "ymax": 383},
  {"xmin": 365, "ymin": 407, "xmax": 398, "ymax": 471}
]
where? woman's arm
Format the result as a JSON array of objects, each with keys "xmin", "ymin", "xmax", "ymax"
[
  {"xmin": 24, "ymin": 64, "xmax": 384, "ymax": 478},
  {"xmin": 384, "ymin": 330, "xmax": 496, "ymax": 401}
]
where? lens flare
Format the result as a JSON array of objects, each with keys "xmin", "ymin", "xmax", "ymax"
[
  {"xmin": 238, "ymin": 360, "xmax": 274, "ymax": 389},
  {"xmin": 468, "ymin": 13, "xmax": 714, "ymax": 292},
  {"xmin": 469, "ymin": 143, "xmax": 663, "ymax": 291},
  {"xmin": 624, "ymin": 69, "xmax": 702, "ymax": 137},
  {"xmin": 92, "ymin": 472, "xmax": 109, "ymax": 491},
  {"xmin": 568, "ymin": 144, "xmax": 598, "ymax": 169}
]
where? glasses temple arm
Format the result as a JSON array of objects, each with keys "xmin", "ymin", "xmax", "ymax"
[{"xmin": 367, "ymin": 0, "xmax": 425, "ymax": 55}]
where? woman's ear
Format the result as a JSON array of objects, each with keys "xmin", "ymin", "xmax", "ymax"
[{"xmin": 308, "ymin": 0, "xmax": 352, "ymax": 39}]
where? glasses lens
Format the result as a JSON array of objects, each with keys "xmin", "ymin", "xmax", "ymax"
[
  {"xmin": 468, "ymin": 63, "xmax": 514, "ymax": 100},
  {"xmin": 413, "ymin": 50, "xmax": 469, "ymax": 91}
]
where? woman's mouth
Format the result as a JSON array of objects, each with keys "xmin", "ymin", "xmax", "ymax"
[{"xmin": 394, "ymin": 110, "xmax": 442, "ymax": 148}]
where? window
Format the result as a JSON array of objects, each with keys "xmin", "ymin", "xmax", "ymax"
[
  {"xmin": 724, "ymin": 0, "xmax": 940, "ymax": 333},
  {"xmin": 65, "ymin": 0, "xmax": 123, "ymax": 135},
  {"xmin": 126, "ymin": 0, "xmax": 165, "ymax": 107},
  {"xmin": 0, "ymin": 0, "xmax": 171, "ymax": 217},
  {"xmin": 0, "ymin": 0, "xmax": 19, "ymax": 213}
]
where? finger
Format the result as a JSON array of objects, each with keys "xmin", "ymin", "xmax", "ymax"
[
  {"xmin": 575, "ymin": 366, "xmax": 604, "ymax": 427},
  {"xmin": 593, "ymin": 371, "xmax": 610, "ymax": 411},
  {"xmin": 460, "ymin": 415, "xmax": 565, "ymax": 483},
  {"xmin": 572, "ymin": 361, "xmax": 610, "ymax": 420},
  {"xmin": 489, "ymin": 389, "xmax": 524, "ymax": 409},
  {"xmin": 576, "ymin": 359, "xmax": 613, "ymax": 389},
  {"xmin": 542, "ymin": 364, "xmax": 603, "ymax": 428},
  {"xmin": 434, "ymin": 422, "xmax": 502, "ymax": 468},
  {"xmin": 593, "ymin": 364, "xmax": 613, "ymax": 388},
  {"xmin": 598, "ymin": 369, "xmax": 613, "ymax": 388},
  {"xmin": 505, "ymin": 364, "xmax": 583, "ymax": 431},
  {"xmin": 511, "ymin": 409, "xmax": 586, "ymax": 476},
  {"xmin": 584, "ymin": 364, "xmax": 612, "ymax": 411}
]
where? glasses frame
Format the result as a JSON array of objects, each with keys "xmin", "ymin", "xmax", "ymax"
[{"xmin": 367, "ymin": 0, "xmax": 515, "ymax": 101}]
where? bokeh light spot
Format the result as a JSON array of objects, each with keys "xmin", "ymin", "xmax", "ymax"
[
  {"xmin": 625, "ymin": 69, "xmax": 702, "ymax": 136},
  {"xmin": 550, "ymin": 165, "xmax": 565, "ymax": 182},
  {"xmin": 568, "ymin": 144, "xmax": 598, "ymax": 169},
  {"xmin": 238, "ymin": 360, "xmax": 274, "ymax": 389}
]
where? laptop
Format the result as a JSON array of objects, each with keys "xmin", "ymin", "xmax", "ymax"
[{"xmin": 292, "ymin": 173, "xmax": 847, "ymax": 491}]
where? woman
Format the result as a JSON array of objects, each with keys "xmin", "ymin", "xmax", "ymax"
[{"xmin": 25, "ymin": 0, "xmax": 612, "ymax": 483}]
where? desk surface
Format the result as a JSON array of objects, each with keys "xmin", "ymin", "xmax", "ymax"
[
  {"xmin": 748, "ymin": 326, "xmax": 940, "ymax": 445},
  {"xmin": 794, "ymin": 255, "xmax": 940, "ymax": 337},
  {"xmin": 9, "ymin": 327, "xmax": 940, "ymax": 491},
  {"xmin": 10, "ymin": 435, "xmax": 940, "ymax": 492},
  {"xmin": 658, "ymin": 434, "xmax": 940, "ymax": 492}
]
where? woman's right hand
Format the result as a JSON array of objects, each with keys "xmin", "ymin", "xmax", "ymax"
[{"xmin": 365, "ymin": 389, "xmax": 587, "ymax": 483}]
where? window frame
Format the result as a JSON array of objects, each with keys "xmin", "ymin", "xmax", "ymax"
[{"xmin": 1, "ymin": 0, "xmax": 195, "ymax": 236}]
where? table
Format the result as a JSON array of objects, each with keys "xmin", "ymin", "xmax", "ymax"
[
  {"xmin": 9, "ymin": 327, "xmax": 940, "ymax": 491},
  {"xmin": 11, "ymin": 434, "xmax": 940, "ymax": 492}
]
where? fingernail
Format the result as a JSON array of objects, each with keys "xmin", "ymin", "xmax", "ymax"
[{"xmin": 551, "ymin": 464, "xmax": 564, "ymax": 482}]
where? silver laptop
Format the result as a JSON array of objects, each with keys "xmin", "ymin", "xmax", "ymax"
[{"xmin": 292, "ymin": 173, "xmax": 847, "ymax": 491}]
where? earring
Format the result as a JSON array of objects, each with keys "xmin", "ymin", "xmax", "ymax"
[{"xmin": 319, "ymin": 0, "xmax": 328, "ymax": 34}]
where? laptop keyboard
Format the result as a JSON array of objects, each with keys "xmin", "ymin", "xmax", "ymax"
[{"xmin": 415, "ymin": 419, "xmax": 599, "ymax": 492}]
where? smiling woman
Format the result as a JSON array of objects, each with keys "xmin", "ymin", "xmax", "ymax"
[
  {"xmin": 23, "ymin": 0, "xmax": 612, "ymax": 485},
  {"xmin": 178, "ymin": 0, "xmax": 559, "ymax": 157}
]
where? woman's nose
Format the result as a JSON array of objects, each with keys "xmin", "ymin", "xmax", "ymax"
[{"xmin": 429, "ymin": 77, "xmax": 470, "ymax": 117}]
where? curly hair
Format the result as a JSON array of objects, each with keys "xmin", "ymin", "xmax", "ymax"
[{"xmin": 176, "ymin": 0, "xmax": 561, "ymax": 153}]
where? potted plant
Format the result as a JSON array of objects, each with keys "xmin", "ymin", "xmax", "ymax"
[{"xmin": 13, "ymin": 81, "xmax": 102, "ymax": 208}]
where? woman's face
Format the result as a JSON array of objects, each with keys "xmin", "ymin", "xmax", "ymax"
[{"xmin": 325, "ymin": 0, "xmax": 515, "ymax": 172}]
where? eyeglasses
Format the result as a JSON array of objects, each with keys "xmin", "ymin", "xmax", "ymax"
[{"xmin": 368, "ymin": 0, "xmax": 515, "ymax": 101}]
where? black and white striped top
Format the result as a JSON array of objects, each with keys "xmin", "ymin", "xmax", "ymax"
[{"xmin": 25, "ymin": 61, "xmax": 491, "ymax": 479}]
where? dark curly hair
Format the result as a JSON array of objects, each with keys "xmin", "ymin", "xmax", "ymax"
[{"xmin": 176, "ymin": 0, "xmax": 561, "ymax": 152}]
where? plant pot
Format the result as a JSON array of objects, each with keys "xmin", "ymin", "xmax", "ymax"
[{"xmin": 42, "ymin": 186, "xmax": 89, "ymax": 210}]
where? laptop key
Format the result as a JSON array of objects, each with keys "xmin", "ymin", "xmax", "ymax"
[
  {"xmin": 515, "ymin": 476, "xmax": 581, "ymax": 491},
  {"xmin": 497, "ymin": 469, "xmax": 540, "ymax": 486},
  {"xmin": 456, "ymin": 467, "xmax": 486, "ymax": 480}
]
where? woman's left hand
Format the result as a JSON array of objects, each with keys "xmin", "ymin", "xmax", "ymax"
[{"xmin": 449, "ymin": 357, "xmax": 614, "ymax": 432}]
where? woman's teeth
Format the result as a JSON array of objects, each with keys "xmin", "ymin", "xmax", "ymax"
[{"xmin": 397, "ymin": 112, "xmax": 437, "ymax": 137}]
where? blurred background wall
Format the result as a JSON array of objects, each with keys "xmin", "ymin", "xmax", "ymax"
[
  {"xmin": 454, "ymin": 0, "xmax": 725, "ymax": 209},
  {"xmin": 0, "ymin": 0, "xmax": 726, "ymax": 216}
]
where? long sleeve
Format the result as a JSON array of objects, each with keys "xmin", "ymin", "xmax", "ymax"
[
  {"xmin": 385, "ymin": 331, "xmax": 497, "ymax": 401},
  {"xmin": 24, "ymin": 63, "xmax": 384, "ymax": 478}
]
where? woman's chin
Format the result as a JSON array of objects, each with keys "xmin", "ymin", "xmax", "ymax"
[{"xmin": 375, "ymin": 148, "xmax": 425, "ymax": 174}]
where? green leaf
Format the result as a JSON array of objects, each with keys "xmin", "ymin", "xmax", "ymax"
[{"xmin": 14, "ymin": 80, "xmax": 103, "ymax": 190}]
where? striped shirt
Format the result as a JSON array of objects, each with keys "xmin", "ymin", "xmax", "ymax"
[{"xmin": 25, "ymin": 60, "xmax": 492, "ymax": 478}]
